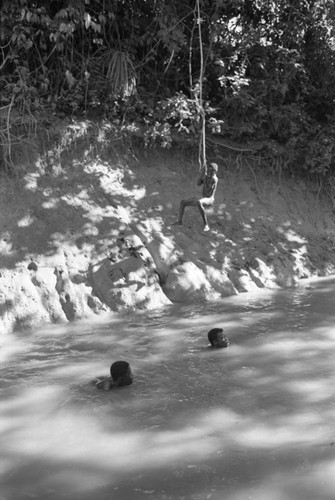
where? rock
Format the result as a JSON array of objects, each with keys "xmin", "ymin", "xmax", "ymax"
[
  {"xmin": 53, "ymin": 267, "xmax": 94, "ymax": 321},
  {"xmin": 90, "ymin": 257, "xmax": 171, "ymax": 311},
  {"xmin": 163, "ymin": 261, "xmax": 221, "ymax": 302},
  {"xmin": 0, "ymin": 272, "xmax": 51, "ymax": 333}
]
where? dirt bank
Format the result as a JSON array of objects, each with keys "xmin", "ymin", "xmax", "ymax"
[{"xmin": 1, "ymin": 120, "xmax": 335, "ymax": 334}]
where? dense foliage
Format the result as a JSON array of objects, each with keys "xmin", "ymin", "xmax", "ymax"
[{"xmin": 1, "ymin": 0, "xmax": 335, "ymax": 174}]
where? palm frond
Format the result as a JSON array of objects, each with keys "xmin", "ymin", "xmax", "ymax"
[{"xmin": 104, "ymin": 50, "xmax": 136, "ymax": 97}]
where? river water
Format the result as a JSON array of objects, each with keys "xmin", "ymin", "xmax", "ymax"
[{"xmin": 1, "ymin": 277, "xmax": 335, "ymax": 500}]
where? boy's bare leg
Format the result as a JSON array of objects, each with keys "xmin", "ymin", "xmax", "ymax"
[
  {"xmin": 177, "ymin": 200, "xmax": 185, "ymax": 225},
  {"xmin": 177, "ymin": 198, "xmax": 211, "ymax": 230},
  {"xmin": 177, "ymin": 198, "xmax": 197, "ymax": 225},
  {"xmin": 197, "ymin": 200, "xmax": 210, "ymax": 231}
]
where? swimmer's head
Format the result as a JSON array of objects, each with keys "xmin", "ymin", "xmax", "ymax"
[
  {"xmin": 208, "ymin": 328, "xmax": 229, "ymax": 348},
  {"xmin": 110, "ymin": 360, "xmax": 134, "ymax": 386}
]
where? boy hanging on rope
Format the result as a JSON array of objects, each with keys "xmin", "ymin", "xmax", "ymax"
[{"xmin": 177, "ymin": 162, "xmax": 219, "ymax": 232}]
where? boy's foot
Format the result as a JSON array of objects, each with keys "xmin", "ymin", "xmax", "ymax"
[{"xmin": 203, "ymin": 225, "xmax": 210, "ymax": 232}]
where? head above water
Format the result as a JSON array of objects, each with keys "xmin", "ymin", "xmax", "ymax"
[
  {"xmin": 208, "ymin": 328, "xmax": 229, "ymax": 348},
  {"xmin": 110, "ymin": 360, "xmax": 134, "ymax": 386}
]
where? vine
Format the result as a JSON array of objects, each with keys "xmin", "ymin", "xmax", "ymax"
[{"xmin": 196, "ymin": 0, "xmax": 207, "ymax": 173}]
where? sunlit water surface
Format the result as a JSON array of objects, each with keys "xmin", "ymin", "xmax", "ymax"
[{"xmin": 1, "ymin": 277, "xmax": 335, "ymax": 500}]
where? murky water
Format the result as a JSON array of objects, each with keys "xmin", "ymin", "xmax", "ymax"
[{"xmin": 1, "ymin": 277, "xmax": 335, "ymax": 500}]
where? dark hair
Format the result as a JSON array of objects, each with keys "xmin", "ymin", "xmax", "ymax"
[
  {"xmin": 110, "ymin": 360, "xmax": 130, "ymax": 381},
  {"xmin": 208, "ymin": 328, "xmax": 224, "ymax": 346}
]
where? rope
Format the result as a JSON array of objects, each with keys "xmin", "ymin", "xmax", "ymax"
[{"xmin": 196, "ymin": 0, "xmax": 207, "ymax": 174}]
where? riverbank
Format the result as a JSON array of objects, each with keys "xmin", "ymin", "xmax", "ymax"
[{"xmin": 1, "ymin": 119, "xmax": 335, "ymax": 334}]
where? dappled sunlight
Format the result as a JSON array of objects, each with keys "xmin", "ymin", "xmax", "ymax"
[
  {"xmin": 279, "ymin": 226, "xmax": 307, "ymax": 244},
  {"xmin": 41, "ymin": 197, "xmax": 60, "ymax": 209},
  {"xmin": 88, "ymin": 159, "xmax": 147, "ymax": 202},
  {"xmin": 0, "ymin": 335, "xmax": 31, "ymax": 365},
  {"xmin": 17, "ymin": 214, "xmax": 35, "ymax": 227},
  {"xmin": 2, "ymin": 391, "xmax": 230, "ymax": 478},
  {"xmin": 2, "ymin": 280, "xmax": 335, "ymax": 498},
  {"xmin": 286, "ymin": 378, "xmax": 335, "ymax": 404},
  {"xmin": 7, "ymin": 386, "xmax": 329, "ymax": 474},
  {"xmin": 8, "ymin": 148, "xmax": 165, "ymax": 273},
  {"xmin": 222, "ymin": 462, "xmax": 335, "ymax": 500},
  {"xmin": 231, "ymin": 412, "xmax": 332, "ymax": 449}
]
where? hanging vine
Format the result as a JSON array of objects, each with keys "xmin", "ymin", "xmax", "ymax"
[{"xmin": 196, "ymin": 0, "xmax": 207, "ymax": 174}]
